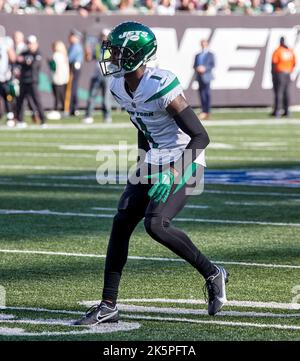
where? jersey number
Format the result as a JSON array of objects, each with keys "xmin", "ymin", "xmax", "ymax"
[{"xmin": 136, "ymin": 117, "xmax": 159, "ymax": 149}]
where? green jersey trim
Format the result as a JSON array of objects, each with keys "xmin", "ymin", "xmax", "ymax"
[{"xmin": 144, "ymin": 77, "xmax": 180, "ymax": 103}]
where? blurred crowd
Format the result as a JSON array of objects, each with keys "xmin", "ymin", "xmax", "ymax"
[
  {"xmin": 0, "ymin": 26, "xmax": 113, "ymax": 127},
  {"xmin": 0, "ymin": 0, "xmax": 299, "ymax": 15}
]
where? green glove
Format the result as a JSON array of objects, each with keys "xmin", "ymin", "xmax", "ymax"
[{"xmin": 146, "ymin": 169, "xmax": 175, "ymax": 203}]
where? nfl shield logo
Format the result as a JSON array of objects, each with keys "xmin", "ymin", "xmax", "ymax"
[{"xmin": 132, "ymin": 102, "xmax": 136, "ymax": 108}]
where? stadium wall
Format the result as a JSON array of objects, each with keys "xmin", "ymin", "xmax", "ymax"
[{"xmin": 1, "ymin": 14, "xmax": 300, "ymax": 108}]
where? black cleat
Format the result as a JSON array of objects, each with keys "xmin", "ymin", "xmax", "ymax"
[
  {"xmin": 74, "ymin": 301, "xmax": 119, "ymax": 326},
  {"xmin": 204, "ymin": 265, "xmax": 229, "ymax": 316}
]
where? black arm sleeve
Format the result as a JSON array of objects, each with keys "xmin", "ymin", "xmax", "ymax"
[{"xmin": 173, "ymin": 106, "xmax": 210, "ymax": 171}]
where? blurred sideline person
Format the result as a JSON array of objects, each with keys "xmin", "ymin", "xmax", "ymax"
[
  {"xmin": 193, "ymin": 39, "xmax": 215, "ymax": 120},
  {"xmin": 47, "ymin": 41, "xmax": 69, "ymax": 120},
  {"xmin": 271, "ymin": 36, "xmax": 296, "ymax": 117},
  {"xmin": 16, "ymin": 35, "xmax": 46, "ymax": 128},
  {"xmin": 66, "ymin": 29, "xmax": 83, "ymax": 116},
  {"xmin": 13, "ymin": 30, "xmax": 41, "ymax": 124},
  {"xmin": 82, "ymin": 28, "xmax": 112, "ymax": 124},
  {"xmin": 74, "ymin": 22, "xmax": 229, "ymax": 326},
  {"xmin": 0, "ymin": 25, "xmax": 16, "ymax": 126}
]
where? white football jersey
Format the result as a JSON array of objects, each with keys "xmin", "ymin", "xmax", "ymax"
[{"xmin": 110, "ymin": 67, "xmax": 206, "ymax": 166}]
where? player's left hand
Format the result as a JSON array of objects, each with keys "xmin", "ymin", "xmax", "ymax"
[{"xmin": 146, "ymin": 169, "xmax": 175, "ymax": 203}]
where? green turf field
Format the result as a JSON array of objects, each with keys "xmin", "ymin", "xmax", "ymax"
[{"xmin": 0, "ymin": 111, "xmax": 299, "ymax": 341}]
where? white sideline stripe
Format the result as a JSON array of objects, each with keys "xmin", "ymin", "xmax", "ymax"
[
  {"xmin": 1, "ymin": 306, "xmax": 82, "ymax": 315},
  {"xmin": 91, "ymin": 205, "xmax": 210, "ymax": 211},
  {"xmin": 0, "ymin": 315, "xmax": 15, "ymax": 320},
  {"xmin": 0, "ymin": 318, "xmax": 75, "ymax": 326},
  {"xmin": 0, "ymin": 123, "xmax": 134, "ymax": 130},
  {"xmin": 1, "ymin": 151, "xmax": 298, "ymax": 162},
  {"xmin": 1, "ymin": 152, "xmax": 95, "ymax": 159},
  {"xmin": 0, "ymin": 320, "xmax": 140, "ymax": 336},
  {"xmin": 205, "ymin": 189, "xmax": 300, "ymax": 197},
  {"xmin": 0, "ymin": 179, "xmax": 299, "ymax": 198},
  {"xmin": 77, "ymin": 302, "xmax": 300, "ymax": 318},
  {"xmin": 123, "ymin": 314, "xmax": 300, "ymax": 331},
  {"xmin": 0, "ymin": 181, "xmax": 122, "ymax": 190},
  {"xmin": 2, "ymin": 305, "xmax": 300, "ymax": 332},
  {"xmin": 116, "ymin": 299, "xmax": 300, "ymax": 310},
  {"xmin": 207, "ymin": 156, "xmax": 298, "ymax": 161},
  {"xmin": 0, "ymin": 118, "xmax": 299, "ymax": 131},
  {"xmin": 1, "ymin": 208, "xmax": 299, "ymax": 227},
  {"xmin": 175, "ymin": 217, "xmax": 300, "ymax": 227},
  {"xmin": 59, "ymin": 144, "xmax": 137, "ymax": 151},
  {"xmin": 0, "ymin": 249, "xmax": 299, "ymax": 269},
  {"xmin": 0, "ymin": 165, "xmax": 95, "ymax": 171}
]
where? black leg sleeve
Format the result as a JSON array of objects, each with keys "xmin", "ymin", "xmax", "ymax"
[
  {"xmin": 145, "ymin": 165, "xmax": 216, "ymax": 279},
  {"xmin": 102, "ymin": 182, "xmax": 150, "ymax": 302}
]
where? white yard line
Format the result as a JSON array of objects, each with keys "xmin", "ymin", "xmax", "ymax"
[
  {"xmin": 59, "ymin": 145, "xmax": 137, "ymax": 151},
  {"xmin": 123, "ymin": 314, "xmax": 300, "ymax": 331},
  {"xmin": 0, "ymin": 119, "xmax": 299, "ymax": 131},
  {"xmin": 2, "ymin": 304, "xmax": 300, "ymax": 333},
  {"xmin": 0, "ymin": 179, "xmax": 299, "ymax": 198},
  {"xmin": 0, "ymin": 181, "xmax": 122, "ymax": 190},
  {"xmin": 205, "ymin": 189, "xmax": 300, "ymax": 197},
  {"xmin": 0, "ymin": 123, "xmax": 133, "ymax": 130},
  {"xmin": 0, "ymin": 249, "xmax": 299, "ymax": 269},
  {"xmin": 0, "ymin": 165, "xmax": 94, "ymax": 171},
  {"xmin": 91, "ymin": 205, "xmax": 210, "ymax": 211},
  {"xmin": 1, "ymin": 152, "xmax": 95, "ymax": 159},
  {"xmin": 77, "ymin": 302, "xmax": 300, "ymax": 318},
  {"xmin": 116, "ymin": 299, "xmax": 300, "ymax": 311},
  {"xmin": 0, "ymin": 208, "xmax": 299, "ymax": 227}
]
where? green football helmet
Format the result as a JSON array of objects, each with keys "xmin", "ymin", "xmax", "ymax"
[{"xmin": 99, "ymin": 22, "xmax": 157, "ymax": 78}]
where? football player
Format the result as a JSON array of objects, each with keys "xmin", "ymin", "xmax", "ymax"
[{"xmin": 75, "ymin": 22, "xmax": 229, "ymax": 326}]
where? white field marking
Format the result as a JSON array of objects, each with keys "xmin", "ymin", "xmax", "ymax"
[
  {"xmin": 0, "ymin": 123, "xmax": 133, "ymax": 130},
  {"xmin": 224, "ymin": 201, "xmax": 299, "ymax": 207},
  {"xmin": 0, "ymin": 321, "xmax": 140, "ymax": 337},
  {"xmin": 1, "ymin": 305, "xmax": 299, "ymax": 334},
  {"xmin": 0, "ymin": 327, "xmax": 25, "ymax": 335},
  {"xmin": 77, "ymin": 302, "xmax": 300, "ymax": 319},
  {"xmin": 205, "ymin": 189, "xmax": 300, "ymax": 197},
  {"xmin": 202, "ymin": 119, "xmax": 300, "ymax": 126},
  {"xmin": 0, "ymin": 314, "xmax": 15, "ymax": 320},
  {"xmin": 0, "ymin": 165, "xmax": 94, "ymax": 171},
  {"xmin": 0, "ymin": 181, "xmax": 123, "ymax": 190},
  {"xmin": 2, "ymin": 151, "xmax": 297, "ymax": 162},
  {"xmin": 91, "ymin": 205, "xmax": 210, "ymax": 211},
  {"xmin": 242, "ymin": 142, "xmax": 286, "ymax": 147},
  {"xmin": 116, "ymin": 299, "xmax": 300, "ymax": 311},
  {"xmin": 175, "ymin": 217, "xmax": 300, "ymax": 227},
  {"xmin": 0, "ymin": 133, "xmax": 127, "ymax": 140},
  {"xmin": 92, "ymin": 207, "xmax": 118, "ymax": 211},
  {"xmin": 1, "ymin": 208, "xmax": 300, "ymax": 228},
  {"xmin": 59, "ymin": 144, "xmax": 137, "ymax": 151},
  {"xmin": 28, "ymin": 175, "xmax": 96, "ymax": 180},
  {"xmin": 123, "ymin": 314, "xmax": 300, "ymax": 331},
  {"xmin": 0, "ymin": 118, "xmax": 298, "ymax": 131},
  {"xmin": 1, "ymin": 306, "xmax": 82, "ymax": 315},
  {"xmin": 207, "ymin": 156, "xmax": 298, "ymax": 161},
  {"xmin": 0, "ymin": 318, "xmax": 75, "ymax": 326},
  {"xmin": 208, "ymin": 143, "xmax": 235, "ymax": 149},
  {"xmin": 0, "ymin": 142, "xmax": 137, "ymax": 150},
  {"xmin": 1, "ymin": 152, "xmax": 95, "ymax": 159},
  {"xmin": 1, "ymin": 249, "xmax": 300, "ymax": 269},
  {"xmin": 1, "ymin": 178, "xmax": 299, "ymax": 198}
]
